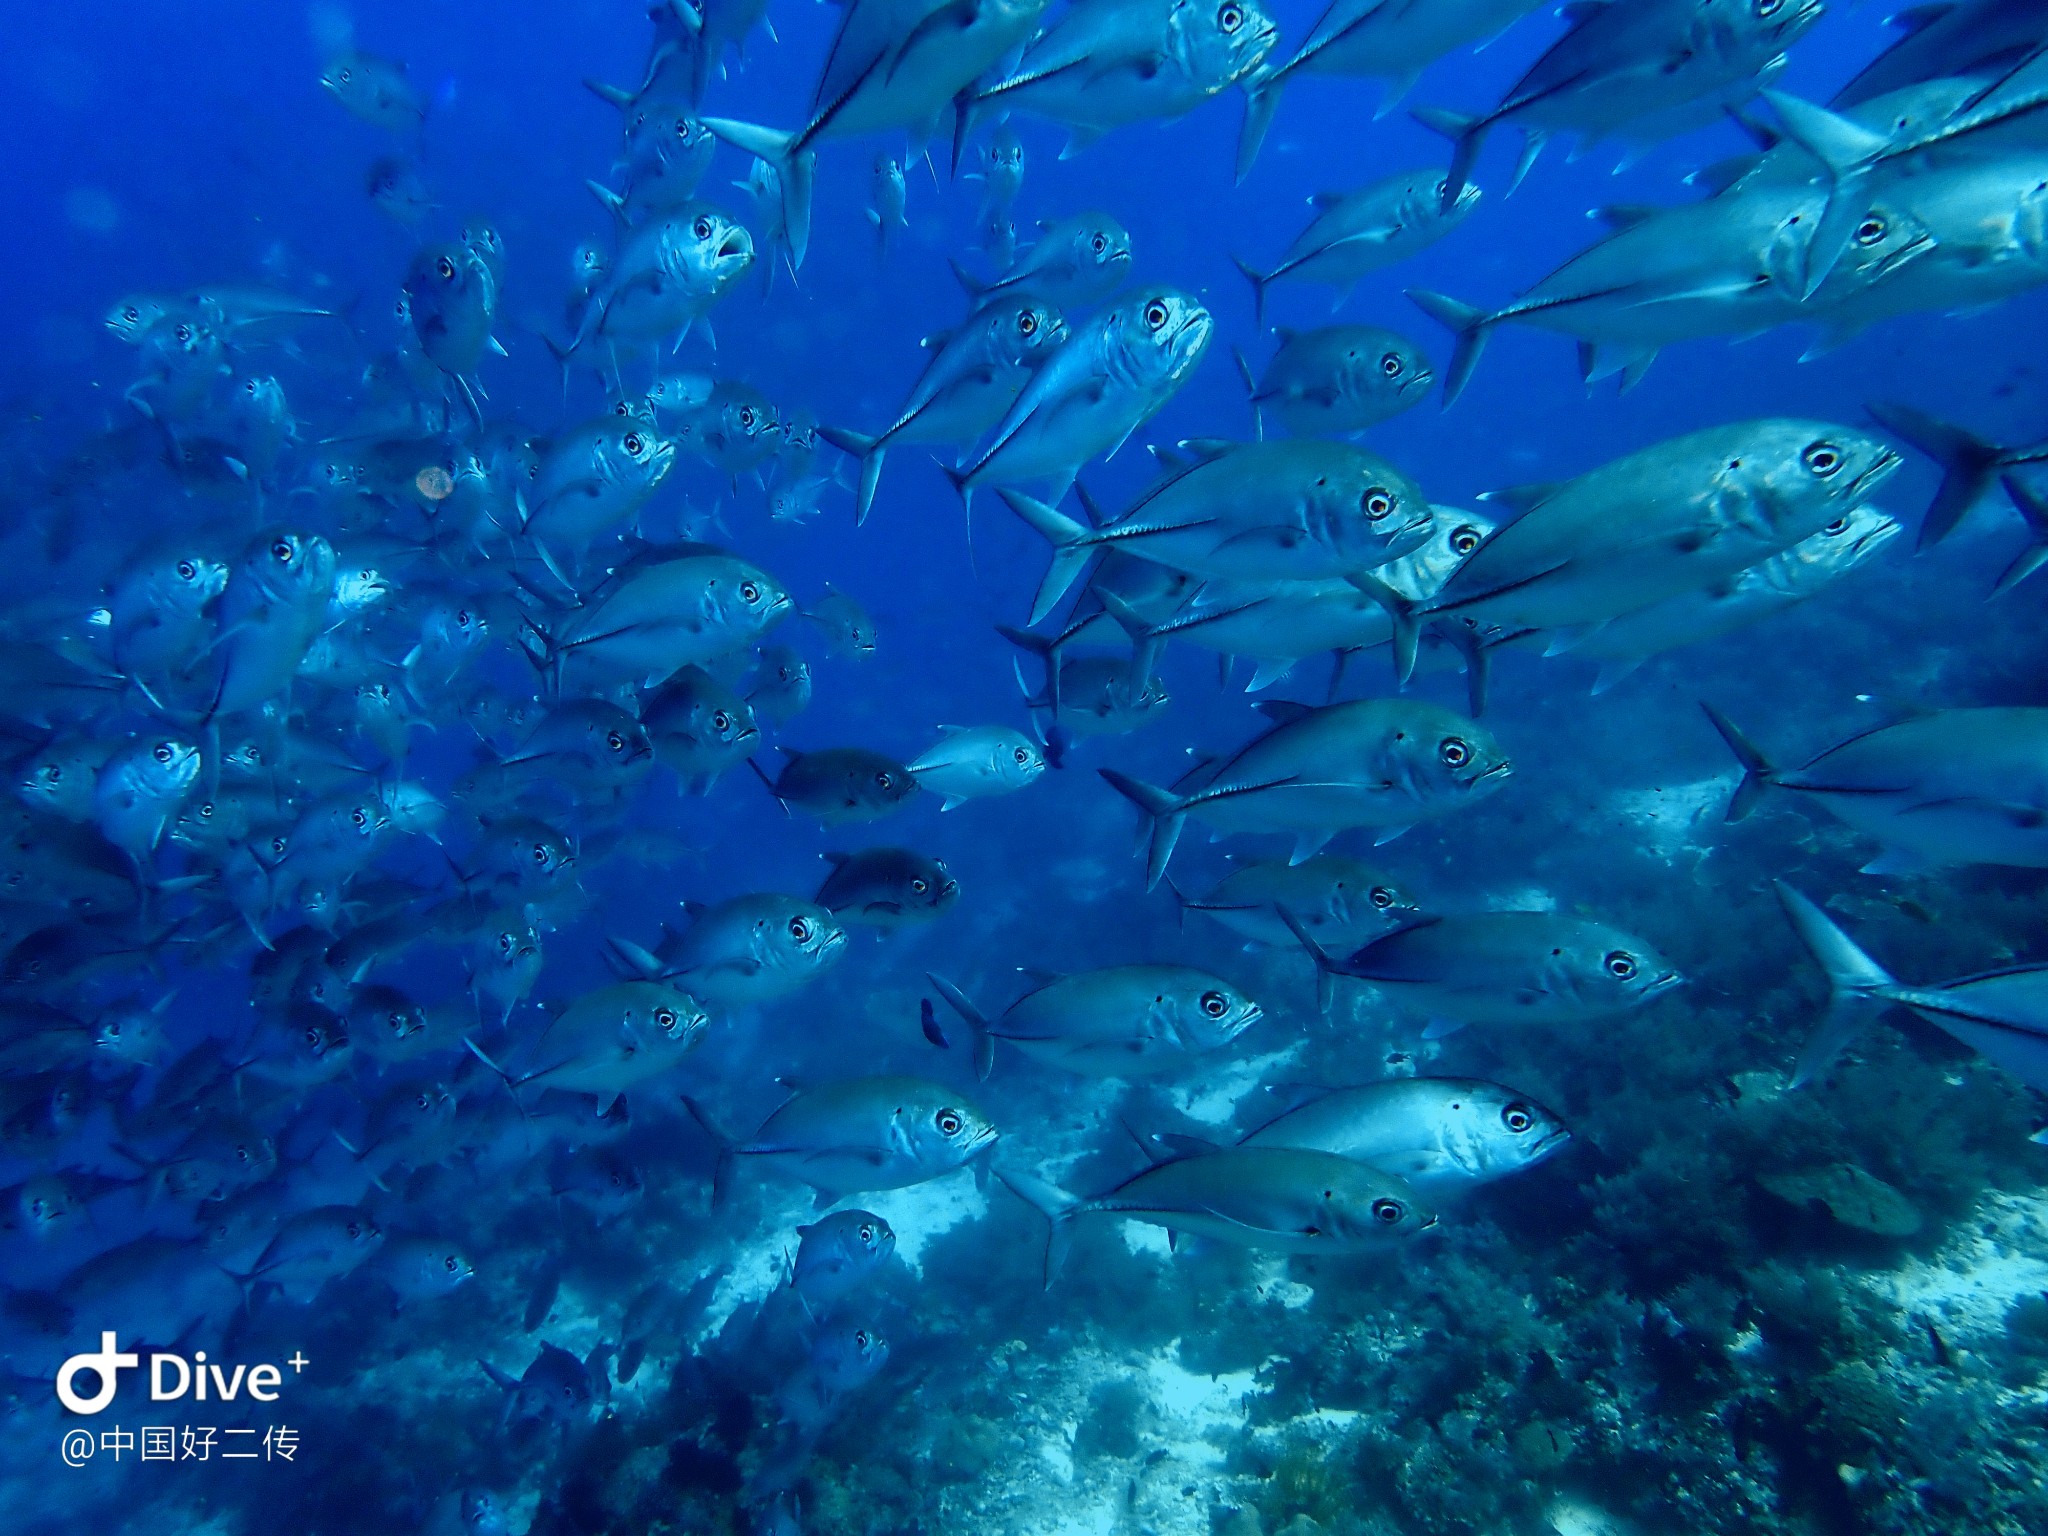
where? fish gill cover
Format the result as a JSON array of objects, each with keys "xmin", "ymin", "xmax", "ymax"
[{"xmin": 0, "ymin": 0, "xmax": 2046, "ymax": 1532}]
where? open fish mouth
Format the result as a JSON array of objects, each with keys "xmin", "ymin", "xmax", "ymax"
[
  {"xmin": 1643, "ymin": 971, "xmax": 1687, "ymax": 1001},
  {"xmin": 716, "ymin": 230, "xmax": 751, "ymax": 260}
]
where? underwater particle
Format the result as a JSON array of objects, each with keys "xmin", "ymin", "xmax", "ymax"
[
  {"xmin": 1511, "ymin": 1418, "xmax": 1572, "ymax": 1473},
  {"xmin": 1759, "ymin": 1163, "xmax": 1923, "ymax": 1237},
  {"xmin": 64, "ymin": 187, "xmax": 119, "ymax": 234},
  {"xmin": 415, "ymin": 464, "xmax": 454, "ymax": 501}
]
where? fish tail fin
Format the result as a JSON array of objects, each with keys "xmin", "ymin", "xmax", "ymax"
[
  {"xmin": 1096, "ymin": 769, "xmax": 1185, "ymax": 890},
  {"xmin": 1699, "ymin": 702, "xmax": 1775, "ymax": 821},
  {"xmin": 947, "ymin": 257, "xmax": 988, "ymax": 299},
  {"xmin": 1995, "ymin": 474, "xmax": 2048, "ymax": 595},
  {"xmin": 1274, "ymin": 905, "xmax": 1339, "ymax": 1013},
  {"xmin": 1343, "ymin": 570, "xmax": 1419, "ymax": 684},
  {"xmin": 1236, "ymin": 80, "xmax": 1282, "ymax": 184},
  {"xmin": 926, "ymin": 972, "xmax": 995, "ymax": 1081},
  {"xmin": 1231, "ymin": 257, "xmax": 1270, "ymax": 331},
  {"xmin": 1410, "ymin": 107, "xmax": 1483, "ymax": 209},
  {"xmin": 1096, "ymin": 590, "xmax": 1165, "ymax": 696},
  {"xmin": 582, "ymin": 78, "xmax": 635, "ymax": 112},
  {"xmin": 993, "ymin": 1167, "xmax": 1081, "ymax": 1287},
  {"xmin": 701, "ymin": 118, "xmax": 812, "ymax": 270},
  {"xmin": 1760, "ymin": 91, "xmax": 1888, "ymax": 297},
  {"xmin": 1406, "ymin": 289, "xmax": 1489, "ymax": 406},
  {"xmin": 1231, "ymin": 344, "xmax": 1265, "ymax": 440},
  {"xmin": 998, "ymin": 489, "xmax": 1094, "ymax": 624},
  {"xmin": 682, "ymin": 1095, "xmax": 738, "ymax": 1208},
  {"xmin": 817, "ymin": 425, "xmax": 884, "ymax": 527},
  {"xmin": 1774, "ymin": 882, "xmax": 1896, "ymax": 1088},
  {"xmin": 1866, "ymin": 401, "xmax": 2000, "ymax": 550},
  {"xmin": 462, "ymin": 1035, "xmax": 531, "ymax": 1117}
]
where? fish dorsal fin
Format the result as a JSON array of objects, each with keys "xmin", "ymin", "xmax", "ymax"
[
  {"xmin": 682, "ymin": 901, "xmax": 706, "ymax": 920},
  {"xmin": 1178, "ymin": 437, "xmax": 1235, "ymax": 462},
  {"xmin": 1152, "ymin": 1131, "xmax": 1222, "ymax": 1159},
  {"xmin": 919, "ymin": 327, "xmax": 954, "ymax": 350},
  {"xmin": 1148, "ymin": 444, "xmax": 1191, "ymax": 473},
  {"xmin": 821, "ymin": 851, "xmax": 850, "ymax": 867},
  {"xmin": 1253, "ymin": 699, "xmax": 1314, "ymax": 726},
  {"xmin": 1588, "ymin": 204, "xmax": 1659, "ymax": 231},
  {"xmin": 1017, "ymin": 965, "xmax": 1064, "ymax": 987},
  {"xmin": 1479, "ymin": 481, "xmax": 1564, "ymax": 515},
  {"xmin": 1308, "ymin": 192, "xmax": 1346, "ymax": 209},
  {"xmin": 1889, "ymin": 3, "xmax": 1955, "ymax": 32},
  {"xmin": 1272, "ymin": 326, "xmax": 1296, "ymax": 343}
]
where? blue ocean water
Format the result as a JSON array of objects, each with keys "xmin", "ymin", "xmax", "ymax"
[{"xmin": 2, "ymin": 2, "xmax": 2047, "ymax": 1533}]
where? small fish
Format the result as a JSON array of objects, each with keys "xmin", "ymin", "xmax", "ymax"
[
  {"xmin": 366, "ymin": 156, "xmax": 435, "ymax": 224},
  {"xmin": 688, "ymin": 1076, "xmax": 997, "ymax": 1203},
  {"xmin": 803, "ymin": 586, "xmax": 877, "ymax": 658},
  {"xmin": 321, "ymin": 51, "xmax": 429, "ymax": 133},
  {"xmin": 868, "ymin": 155, "xmax": 908, "ymax": 254},
  {"xmin": 929, "ymin": 964, "xmax": 1263, "ymax": 1079},
  {"xmin": 610, "ymin": 893, "xmax": 847, "ymax": 1008},
  {"xmin": 815, "ymin": 847, "xmax": 959, "ymax": 929},
  {"xmin": 904, "ymin": 725, "xmax": 1046, "ymax": 809},
  {"xmin": 1000, "ymin": 1144, "xmax": 1434, "ymax": 1285},
  {"xmin": 1172, "ymin": 854, "xmax": 1419, "ymax": 950},
  {"xmin": 788, "ymin": 1209, "xmax": 897, "ymax": 1310},
  {"xmin": 753, "ymin": 747, "xmax": 920, "ymax": 825}
]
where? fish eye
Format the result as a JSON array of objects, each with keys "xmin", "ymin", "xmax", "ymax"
[
  {"xmin": 175, "ymin": 324, "xmax": 195, "ymax": 344},
  {"xmin": 693, "ymin": 217, "xmax": 712, "ymax": 240},
  {"xmin": 1605, "ymin": 951, "xmax": 1638, "ymax": 980},
  {"xmin": 1017, "ymin": 310, "xmax": 1037, "ymax": 335},
  {"xmin": 1091, "ymin": 234, "xmax": 1107, "ymax": 254},
  {"xmin": 624, "ymin": 432, "xmax": 644, "ymax": 455},
  {"xmin": 607, "ymin": 731, "xmax": 625, "ymax": 752},
  {"xmin": 435, "ymin": 255, "xmax": 456, "ymax": 280},
  {"xmin": 1451, "ymin": 525, "xmax": 1483, "ymax": 555},
  {"xmin": 236, "ymin": 1145, "xmax": 253, "ymax": 1163},
  {"xmin": 271, "ymin": 836, "xmax": 289, "ymax": 855},
  {"xmin": 1824, "ymin": 517, "xmax": 1849, "ymax": 535},
  {"xmin": 738, "ymin": 406, "xmax": 756, "ymax": 428},
  {"xmin": 153, "ymin": 743, "xmax": 174, "ymax": 764},
  {"xmin": 1371, "ymin": 1198, "xmax": 1405, "ymax": 1224},
  {"xmin": 711, "ymin": 710, "xmax": 731, "ymax": 731},
  {"xmin": 338, "ymin": 67, "xmax": 353, "ymax": 83},
  {"xmin": 1502, "ymin": 1104, "xmax": 1534, "ymax": 1133},
  {"xmin": 1199, "ymin": 990, "xmax": 1229, "ymax": 1018},
  {"xmin": 1380, "ymin": 352, "xmax": 1403, "ymax": 377},
  {"xmin": 304, "ymin": 1026, "xmax": 323, "ymax": 1047},
  {"xmin": 1219, "ymin": 2, "xmax": 1243, "ymax": 30},
  {"xmin": 444, "ymin": 1254, "xmax": 460, "ymax": 1271},
  {"xmin": 174, "ymin": 558, "xmax": 196, "ymax": 580},
  {"xmin": 1439, "ymin": 737, "xmax": 1470, "ymax": 767},
  {"xmin": 1803, "ymin": 441, "xmax": 1842, "ymax": 476},
  {"xmin": 352, "ymin": 808, "xmax": 368, "ymax": 826},
  {"xmin": 1436, "ymin": 179, "xmax": 1448, "ymax": 197},
  {"xmin": 1144, "ymin": 300, "xmax": 1169, "ymax": 329},
  {"xmin": 271, "ymin": 539, "xmax": 295, "ymax": 563},
  {"xmin": 123, "ymin": 306, "xmax": 138, "ymax": 321},
  {"xmin": 1013, "ymin": 746, "xmax": 1030, "ymax": 764},
  {"xmin": 789, "ymin": 916, "xmax": 813, "ymax": 942},
  {"xmin": 875, "ymin": 771, "xmax": 893, "ymax": 789},
  {"xmin": 854, "ymin": 1329, "xmax": 871, "ymax": 1349},
  {"xmin": 1854, "ymin": 215, "xmax": 1887, "ymax": 245},
  {"xmin": 1362, "ymin": 487, "xmax": 1394, "ymax": 519},
  {"xmin": 532, "ymin": 844, "xmax": 551, "ymax": 864},
  {"xmin": 1369, "ymin": 886, "xmax": 1396, "ymax": 909},
  {"xmin": 935, "ymin": 1110, "xmax": 963, "ymax": 1136},
  {"xmin": 858, "ymin": 1221, "xmax": 875, "ymax": 1242},
  {"xmin": 197, "ymin": 803, "xmax": 214, "ymax": 818},
  {"xmin": 498, "ymin": 932, "xmax": 516, "ymax": 953},
  {"xmin": 655, "ymin": 1007, "xmax": 677, "ymax": 1030},
  {"xmin": 675, "ymin": 119, "xmax": 692, "ymax": 137},
  {"xmin": 1754, "ymin": 0, "xmax": 1782, "ymax": 13},
  {"xmin": 456, "ymin": 609, "xmax": 472, "ymax": 627}
]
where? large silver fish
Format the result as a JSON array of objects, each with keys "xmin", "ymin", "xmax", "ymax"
[
  {"xmin": 1004, "ymin": 438, "xmax": 1433, "ymax": 623},
  {"xmin": 1000, "ymin": 1144, "xmax": 1434, "ymax": 1285},
  {"xmin": 1202, "ymin": 1075, "xmax": 1572, "ymax": 1194},
  {"xmin": 1706, "ymin": 704, "xmax": 2048, "ymax": 872},
  {"xmin": 1171, "ymin": 852, "xmax": 1420, "ymax": 950},
  {"xmin": 819, "ymin": 298, "xmax": 1067, "ymax": 524},
  {"xmin": 950, "ymin": 288, "xmax": 1213, "ymax": 505},
  {"xmin": 689, "ymin": 1076, "xmax": 997, "ymax": 1203},
  {"xmin": 1360, "ymin": 419, "xmax": 1901, "ymax": 679},
  {"xmin": 1421, "ymin": 0, "xmax": 1824, "ymax": 206},
  {"xmin": 927, "ymin": 964, "xmax": 1262, "ymax": 1078},
  {"xmin": 525, "ymin": 553, "xmax": 792, "ymax": 691},
  {"xmin": 610, "ymin": 892, "xmax": 848, "ymax": 1007},
  {"xmin": 1238, "ymin": 0, "xmax": 1548, "ymax": 176},
  {"xmin": 1236, "ymin": 168, "xmax": 1480, "ymax": 325},
  {"xmin": 1283, "ymin": 908, "xmax": 1681, "ymax": 1031},
  {"xmin": 962, "ymin": 0, "xmax": 1279, "ymax": 153},
  {"xmin": 465, "ymin": 980, "xmax": 709, "ymax": 1114},
  {"xmin": 1100, "ymin": 697, "xmax": 1511, "ymax": 885},
  {"xmin": 1237, "ymin": 324, "xmax": 1435, "ymax": 438},
  {"xmin": 1561, "ymin": 503, "xmax": 1898, "ymax": 691}
]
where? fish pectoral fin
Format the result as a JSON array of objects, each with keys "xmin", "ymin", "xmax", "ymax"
[{"xmin": 1421, "ymin": 1016, "xmax": 1466, "ymax": 1039}]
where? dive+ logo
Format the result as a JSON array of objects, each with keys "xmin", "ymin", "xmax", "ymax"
[{"xmin": 56, "ymin": 1333, "xmax": 307, "ymax": 1415}]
